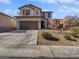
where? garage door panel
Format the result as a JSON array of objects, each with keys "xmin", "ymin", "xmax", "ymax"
[{"xmin": 19, "ymin": 21, "xmax": 38, "ymax": 30}]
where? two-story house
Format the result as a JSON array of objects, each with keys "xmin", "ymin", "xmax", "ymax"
[{"xmin": 15, "ymin": 4, "xmax": 52, "ymax": 30}]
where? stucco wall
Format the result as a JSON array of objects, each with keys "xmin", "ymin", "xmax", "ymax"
[
  {"xmin": 0, "ymin": 14, "xmax": 16, "ymax": 32},
  {"xmin": 20, "ymin": 7, "xmax": 41, "ymax": 16},
  {"xmin": 42, "ymin": 12, "xmax": 52, "ymax": 19},
  {"xmin": 17, "ymin": 17, "xmax": 42, "ymax": 21},
  {"xmin": 33, "ymin": 8, "xmax": 41, "ymax": 16}
]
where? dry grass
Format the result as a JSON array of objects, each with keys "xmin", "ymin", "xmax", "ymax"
[{"xmin": 37, "ymin": 30, "xmax": 79, "ymax": 46}]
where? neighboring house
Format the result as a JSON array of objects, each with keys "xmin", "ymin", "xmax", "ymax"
[
  {"xmin": 0, "ymin": 12, "xmax": 16, "ymax": 32},
  {"xmin": 15, "ymin": 4, "xmax": 52, "ymax": 30}
]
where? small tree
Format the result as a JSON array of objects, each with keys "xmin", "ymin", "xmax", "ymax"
[{"xmin": 51, "ymin": 19, "xmax": 60, "ymax": 30}]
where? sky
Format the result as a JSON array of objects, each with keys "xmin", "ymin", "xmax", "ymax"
[{"xmin": 0, "ymin": 0, "xmax": 79, "ymax": 19}]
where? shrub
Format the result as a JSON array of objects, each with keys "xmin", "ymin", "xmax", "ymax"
[
  {"xmin": 71, "ymin": 27, "xmax": 79, "ymax": 34},
  {"xmin": 42, "ymin": 32, "xmax": 52, "ymax": 39},
  {"xmin": 64, "ymin": 35, "xmax": 71, "ymax": 40},
  {"xmin": 71, "ymin": 33, "xmax": 77, "ymax": 37},
  {"xmin": 64, "ymin": 35, "xmax": 77, "ymax": 41},
  {"xmin": 47, "ymin": 25, "xmax": 52, "ymax": 29}
]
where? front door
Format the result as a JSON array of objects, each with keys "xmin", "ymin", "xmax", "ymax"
[{"xmin": 41, "ymin": 21, "xmax": 45, "ymax": 28}]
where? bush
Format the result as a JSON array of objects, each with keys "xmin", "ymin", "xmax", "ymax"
[
  {"xmin": 71, "ymin": 33, "xmax": 77, "ymax": 37},
  {"xmin": 71, "ymin": 27, "xmax": 79, "ymax": 34},
  {"xmin": 71, "ymin": 33, "xmax": 79, "ymax": 38},
  {"xmin": 64, "ymin": 35, "xmax": 77, "ymax": 41},
  {"xmin": 47, "ymin": 25, "xmax": 52, "ymax": 29},
  {"xmin": 42, "ymin": 32, "xmax": 52, "ymax": 39},
  {"xmin": 64, "ymin": 35, "xmax": 71, "ymax": 40}
]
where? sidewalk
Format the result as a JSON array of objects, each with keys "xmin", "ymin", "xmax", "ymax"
[{"xmin": 0, "ymin": 45, "xmax": 79, "ymax": 59}]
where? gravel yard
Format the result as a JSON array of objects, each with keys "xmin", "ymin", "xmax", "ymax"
[{"xmin": 38, "ymin": 30, "xmax": 79, "ymax": 46}]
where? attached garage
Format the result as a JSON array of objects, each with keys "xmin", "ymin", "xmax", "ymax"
[
  {"xmin": 19, "ymin": 21, "xmax": 38, "ymax": 30},
  {"xmin": 15, "ymin": 16, "xmax": 47, "ymax": 30}
]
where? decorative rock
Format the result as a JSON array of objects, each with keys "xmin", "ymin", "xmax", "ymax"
[{"xmin": 77, "ymin": 34, "xmax": 79, "ymax": 38}]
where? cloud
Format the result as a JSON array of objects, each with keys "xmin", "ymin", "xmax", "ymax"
[
  {"xmin": 4, "ymin": 9, "xmax": 12, "ymax": 15},
  {"xmin": 58, "ymin": 0, "xmax": 75, "ymax": 3},
  {"xmin": 42, "ymin": 9, "xmax": 50, "ymax": 11},
  {"xmin": 71, "ymin": 8, "xmax": 79, "ymax": 13},
  {"xmin": 33, "ymin": 0, "xmax": 57, "ymax": 4},
  {"xmin": 32, "ymin": 0, "xmax": 79, "ymax": 4},
  {"xmin": 60, "ymin": 6, "xmax": 79, "ymax": 14},
  {"xmin": 2, "ymin": 9, "xmax": 18, "ymax": 16},
  {"xmin": 51, "ymin": 5, "xmax": 79, "ymax": 18},
  {"xmin": 0, "ymin": 0, "xmax": 11, "ymax": 4},
  {"xmin": 59, "ymin": 6, "xmax": 79, "ymax": 16}
]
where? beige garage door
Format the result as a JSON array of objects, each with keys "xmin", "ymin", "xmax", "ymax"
[{"xmin": 19, "ymin": 21, "xmax": 38, "ymax": 30}]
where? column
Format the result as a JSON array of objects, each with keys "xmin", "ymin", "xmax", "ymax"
[
  {"xmin": 45, "ymin": 21, "xmax": 47, "ymax": 28},
  {"xmin": 38, "ymin": 21, "xmax": 41, "ymax": 29},
  {"xmin": 17, "ymin": 20, "xmax": 20, "ymax": 30}
]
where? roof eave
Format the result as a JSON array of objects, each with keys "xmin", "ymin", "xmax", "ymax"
[{"xmin": 18, "ymin": 4, "xmax": 42, "ymax": 10}]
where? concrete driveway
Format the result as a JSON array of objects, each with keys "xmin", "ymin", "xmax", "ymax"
[{"xmin": 0, "ymin": 30, "xmax": 38, "ymax": 48}]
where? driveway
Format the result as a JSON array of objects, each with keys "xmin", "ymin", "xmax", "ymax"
[{"xmin": 0, "ymin": 30, "xmax": 38, "ymax": 48}]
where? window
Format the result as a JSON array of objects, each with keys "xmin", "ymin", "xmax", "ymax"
[
  {"xmin": 23, "ymin": 9, "xmax": 30, "ymax": 15},
  {"xmin": 48, "ymin": 13, "xmax": 51, "ymax": 17},
  {"xmin": 43, "ymin": 13, "xmax": 45, "ymax": 17},
  {"xmin": 36, "ymin": 10, "xmax": 38, "ymax": 14},
  {"xmin": 23, "ymin": 10, "xmax": 25, "ymax": 15},
  {"xmin": 25, "ymin": 9, "xmax": 30, "ymax": 15}
]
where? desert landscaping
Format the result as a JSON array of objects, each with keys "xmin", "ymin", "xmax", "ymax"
[{"xmin": 38, "ymin": 29, "xmax": 79, "ymax": 46}]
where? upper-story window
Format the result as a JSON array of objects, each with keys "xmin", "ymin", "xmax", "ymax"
[
  {"xmin": 26, "ymin": 9, "xmax": 30, "ymax": 15},
  {"xmin": 36, "ymin": 10, "xmax": 38, "ymax": 14},
  {"xmin": 42, "ymin": 13, "xmax": 45, "ymax": 17},
  {"xmin": 48, "ymin": 13, "xmax": 51, "ymax": 18},
  {"xmin": 23, "ymin": 10, "xmax": 25, "ymax": 15},
  {"xmin": 23, "ymin": 9, "xmax": 30, "ymax": 16}
]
